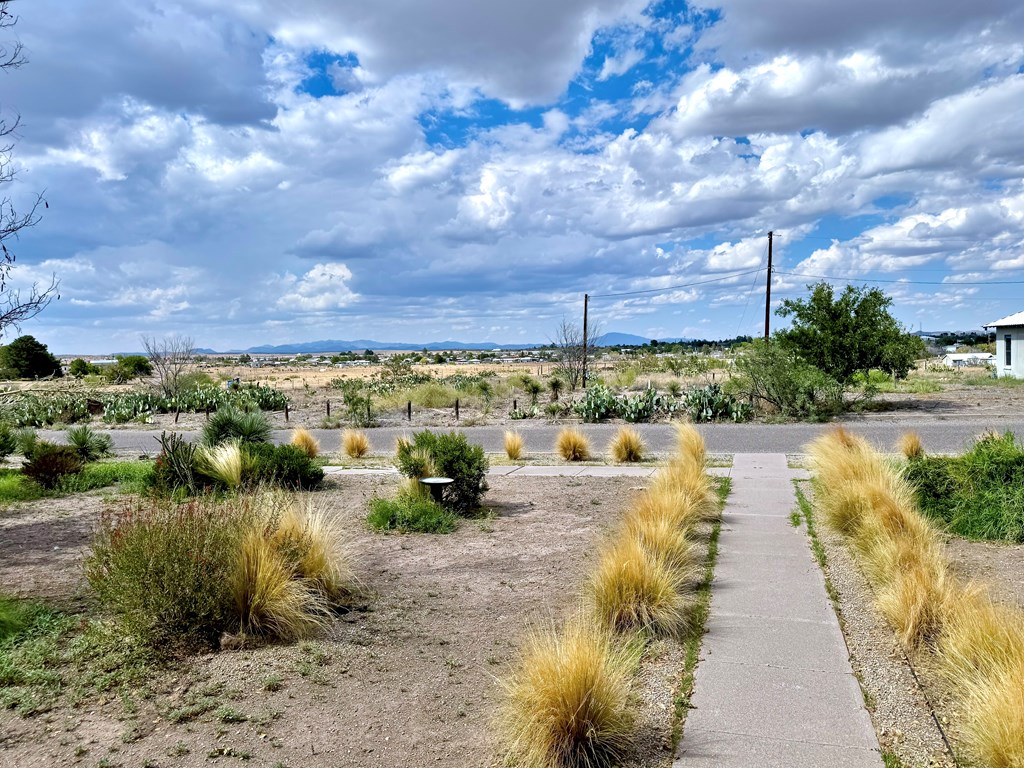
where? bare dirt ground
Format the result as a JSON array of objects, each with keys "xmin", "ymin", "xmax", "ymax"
[{"xmin": 0, "ymin": 475, "xmax": 694, "ymax": 768}]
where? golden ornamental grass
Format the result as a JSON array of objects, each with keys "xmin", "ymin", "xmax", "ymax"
[
  {"xmin": 504, "ymin": 430, "xmax": 525, "ymax": 461},
  {"xmin": 556, "ymin": 428, "xmax": 591, "ymax": 462},
  {"xmin": 198, "ymin": 440, "xmax": 245, "ymax": 489},
  {"xmin": 290, "ymin": 427, "xmax": 320, "ymax": 458},
  {"xmin": 621, "ymin": 511, "xmax": 694, "ymax": 575},
  {"xmin": 500, "ymin": 618, "xmax": 635, "ymax": 768},
  {"xmin": 609, "ymin": 427, "xmax": 645, "ymax": 463},
  {"xmin": 342, "ymin": 429, "xmax": 371, "ymax": 458},
  {"xmin": 590, "ymin": 536, "xmax": 691, "ymax": 637},
  {"xmin": 629, "ymin": 488, "xmax": 704, "ymax": 535},
  {"xmin": 897, "ymin": 431, "xmax": 925, "ymax": 460},
  {"xmin": 271, "ymin": 498, "xmax": 354, "ymax": 601},
  {"xmin": 673, "ymin": 422, "xmax": 706, "ymax": 467}
]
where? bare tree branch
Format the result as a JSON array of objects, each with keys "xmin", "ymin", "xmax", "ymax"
[
  {"xmin": 142, "ymin": 335, "xmax": 196, "ymax": 397},
  {"xmin": 551, "ymin": 318, "xmax": 601, "ymax": 390}
]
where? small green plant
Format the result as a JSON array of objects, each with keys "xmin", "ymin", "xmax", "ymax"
[
  {"xmin": 21, "ymin": 442, "xmax": 85, "ymax": 489},
  {"xmin": 0, "ymin": 423, "xmax": 15, "ymax": 461},
  {"xmin": 65, "ymin": 424, "xmax": 114, "ymax": 462},
  {"xmin": 15, "ymin": 427, "xmax": 38, "ymax": 458},
  {"xmin": 367, "ymin": 494, "xmax": 459, "ymax": 534},
  {"xmin": 395, "ymin": 431, "xmax": 488, "ymax": 515},
  {"xmin": 202, "ymin": 406, "xmax": 271, "ymax": 446}
]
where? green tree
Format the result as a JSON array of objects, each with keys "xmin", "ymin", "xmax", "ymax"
[
  {"xmin": 103, "ymin": 354, "xmax": 153, "ymax": 384},
  {"xmin": 0, "ymin": 335, "xmax": 61, "ymax": 378},
  {"xmin": 776, "ymin": 283, "xmax": 922, "ymax": 382},
  {"xmin": 69, "ymin": 358, "xmax": 101, "ymax": 377}
]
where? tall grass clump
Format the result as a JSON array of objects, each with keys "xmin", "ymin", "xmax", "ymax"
[
  {"xmin": 621, "ymin": 511, "xmax": 693, "ymax": 574},
  {"xmin": 589, "ymin": 537, "xmax": 691, "ymax": 637},
  {"xmin": 342, "ymin": 429, "xmax": 370, "ymax": 458},
  {"xmin": 290, "ymin": 427, "xmax": 319, "ymax": 458},
  {"xmin": 86, "ymin": 492, "xmax": 352, "ymax": 650},
  {"xmin": 629, "ymin": 488, "xmax": 704, "ymax": 536},
  {"xmin": 556, "ymin": 428, "xmax": 591, "ymax": 462},
  {"xmin": 609, "ymin": 427, "xmax": 644, "ymax": 464},
  {"xmin": 505, "ymin": 430, "xmax": 525, "ymax": 461},
  {"xmin": 500, "ymin": 618, "xmax": 636, "ymax": 768},
  {"xmin": 673, "ymin": 423, "xmax": 705, "ymax": 467},
  {"xmin": 197, "ymin": 441, "xmax": 245, "ymax": 489},
  {"xmin": 898, "ymin": 431, "xmax": 924, "ymax": 460}
]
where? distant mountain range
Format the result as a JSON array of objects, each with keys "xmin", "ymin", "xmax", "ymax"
[{"xmin": 188, "ymin": 332, "xmax": 691, "ymax": 356}]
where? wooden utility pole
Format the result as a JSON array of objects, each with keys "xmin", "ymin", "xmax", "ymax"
[
  {"xmin": 582, "ymin": 293, "xmax": 589, "ymax": 387},
  {"xmin": 764, "ymin": 231, "xmax": 774, "ymax": 339}
]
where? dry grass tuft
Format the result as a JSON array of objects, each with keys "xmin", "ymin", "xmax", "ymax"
[
  {"xmin": 621, "ymin": 512, "xmax": 694, "ymax": 575},
  {"xmin": 673, "ymin": 422, "xmax": 706, "ymax": 467},
  {"xmin": 505, "ymin": 430, "xmax": 525, "ymax": 461},
  {"xmin": 875, "ymin": 557, "xmax": 954, "ymax": 648},
  {"xmin": 342, "ymin": 429, "xmax": 371, "ymax": 458},
  {"xmin": 556, "ymin": 428, "xmax": 591, "ymax": 462},
  {"xmin": 609, "ymin": 427, "xmax": 645, "ymax": 463},
  {"xmin": 395, "ymin": 435, "xmax": 411, "ymax": 454},
  {"xmin": 272, "ymin": 498, "xmax": 354, "ymax": 601},
  {"xmin": 590, "ymin": 536, "xmax": 691, "ymax": 637},
  {"xmin": 629, "ymin": 488, "xmax": 704, "ymax": 535},
  {"xmin": 650, "ymin": 459, "xmax": 715, "ymax": 520},
  {"xmin": 938, "ymin": 589, "xmax": 1024, "ymax": 684},
  {"xmin": 231, "ymin": 531, "xmax": 328, "ymax": 640},
  {"xmin": 198, "ymin": 440, "xmax": 245, "ymax": 489},
  {"xmin": 897, "ymin": 431, "xmax": 925, "ymax": 460},
  {"xmin": 290, "ymin": 427, "xmax": 320, "ymax": 458},
  {"xmin": 956, "ymin": 657, "xmax": 1024, "ymax": 768},
  {"xmin": 500, "ymin": 618, "xmax": 636, "ymax": 768}
]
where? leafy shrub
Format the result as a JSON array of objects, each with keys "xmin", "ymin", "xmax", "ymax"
[
  {"xmin": 395, "ymin": 431, "xmax": 488, "ymax": 515},
  {"xmin": 0, "ymin": 423, "xmax": 15, "ymax": 461},
  {"xmin": 245, "ymin": 443, "xmax": 324, "ymax": 491},
  {"xmin": 731, "ymin": 339, "xmax": 845, "ymax": 420},
  {"xmin": 202, "ymin": 406, "xmax": 271, "ymax": 446},
  {"xmin": 22, "ymin": 443, "xmax": 85, "ymax": 489},
  {"xmin": 367, "ymin": 495, "xmax": 459, "ymax": 533},
  {"xmin": 65, "ymin": 424, "xmax": 114, "ymax": 462}
]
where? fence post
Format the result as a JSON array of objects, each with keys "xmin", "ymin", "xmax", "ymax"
[
  {"xmin": 366, "ymin": 398, "xmax": 371, "ymax": 425},
  {"xmin": 407, "ymin": 401, "xmax": 412, "ymax": 421},
  {"xmin": 455, "ymin": 398, "xmax": 459, "ymax": 421},
  {"xmin": 326, "ymin": 400, "xmax": 331, "ymax": 417},
  {"xmin": 513, "ymin": 398, "xmax": 517, "ymax": 412},
  {"xmin": 205, "ymin": 406, "xmax": 210, "ymax": 421},
  {"xmin": 285, "ymin": 404, "xmax": 289, "ymax": 422}
]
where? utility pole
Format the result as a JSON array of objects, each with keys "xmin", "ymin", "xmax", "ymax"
[
  {"xmin": 581, "ymin": 293, "xmax": 589, "ymax": 388},
  {"xmin": 764, "ymin": 230, "xmax": 774, "ymax": 339}
]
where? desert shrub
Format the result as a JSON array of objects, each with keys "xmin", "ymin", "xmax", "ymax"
[
  {"xmin": 87, "ymin": 493, "xmax": 350, "ymax": 650},
  {"xmin": 500, "ymin": 618, "xmax": 635, "ymax": 768},
  {"xmin": 731, "ymin": 339, "xmax": 845, "ymax": 420},
  {"xmin": 617, "ymin": 387, "xmax": 661, "ymax": 423},
  {"xmin": 290, "ymin": 427, "xmax": 320, "ymax": 458},
  {"xmin": 342, "ymin": 429, "xmax": 370, "ymax": 458},
  {"xmin": 201, "ymin": 406, "xmax": 271, "ymax": 447},
  {"xmin": 152, "ymin": 431, "xmax": 204, "ymax": 495},
  {"xmin": 245, "ymin": 443, "xmax": 324, "ymax": 490},
  {"xmin": 395, "ymin": 431, "xmax": 488, "ymax": 515},
  {"xmin": 14, "ymin": 427, "xmax": 37, "ymax": 459},
  {"xmin": 556, "ymin": 428, "xmax": 591, "ymax": 462},
  {"xmin": 175, "ymin": 371, "xmax": 215, "ymax": 391},
  {"xmin": 22, "ymin": 443, "xmax": 85, "ymax": 489},
  {"xmin": 367, "ymin": 494, "xmax": 459, "ymax": 534},
  {"xmin": 504, "ymin": 430, "xmax": 524, "ymax": 460},
  {"xmin": 609, "ymin": 427, "xmax": 644, "ymax": 463},
  {"xmin": 0, "ymin": 423, "xmax": 15, "ymax": 461},
  {"xmin": 334, "ymin": 380, "xmax": 374, "ymax": 427},
  {"xmin": 575, "ymin": 384, "xmax": 618, "ymax": 423},
  {"xmin": 65, "ymin": 424, "xmax": 114, "ymax": 462}
]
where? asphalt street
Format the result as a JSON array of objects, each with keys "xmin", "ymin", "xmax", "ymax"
[{"xmin": 39, "ymin": 415, "xmax": 1024, "ymax": 456}]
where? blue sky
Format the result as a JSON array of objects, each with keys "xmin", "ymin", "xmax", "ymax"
[{"xmin": 4, "ymin": 0, "xmax": 1024, "ymax": 352}]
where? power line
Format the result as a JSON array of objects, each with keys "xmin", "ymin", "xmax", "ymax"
[
  {"xmin": 776, "ymin": 270, "xmax": 1024, "ymax": 286},
  {"xmin": 589, "ymin": 268, "xmax": 763, "ymax": 299}
]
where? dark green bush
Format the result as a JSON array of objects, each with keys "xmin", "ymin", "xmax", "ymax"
[
  {"xmin": 906, "ymin": 431, "xmax": 1024, "ymax": 541},
  {"xmin": 730, "ymin": 339, "xmax": 845, "ymax": 420},
  {"xmin": 65, "ymin": 424, "xmax": 114, "ymax": 462},
  {"xmin": 244, "ymin": 443, "xmax": 324, "ymax": 490},
  {"xmin": 22, "ymin": 443, "xmax": 84, "ymax": 489},
  {"xmin": 0, "ymin": 423, "xmax": 15, "ymax": 460},
  {"xmin": 367, "ymin": 494, "xmax": 458, "ymax": 533},
  {"xmin": 201, "ymin": 406, "xmax": 271, "ymax": 446},
  {"xmin": 15, "ymin": 428, "xmax": 37, "ymax": 459},
  {"xmin": 395, "ymin": 431, "xmax": 488, "ymax": 515}
]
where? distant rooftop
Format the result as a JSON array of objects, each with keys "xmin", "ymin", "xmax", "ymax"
[{"xmin": 986, "ymin": 311, "xmax": 1024, "ymax": 327}]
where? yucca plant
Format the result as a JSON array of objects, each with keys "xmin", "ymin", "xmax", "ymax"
[
  {"xmin": 65, "ymin": 424, "xmax": 114, "ymax": 462},
  {"xmin": 202, "ymin": 406, "xmax": 271, "ymax": 447}
]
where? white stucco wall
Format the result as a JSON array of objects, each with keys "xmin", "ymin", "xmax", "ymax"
[{"xmin": 994, "ymin": 326, "xmax": 1024, "ymax": 378}]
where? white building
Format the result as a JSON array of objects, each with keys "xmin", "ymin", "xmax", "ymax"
[
  {"xmin": 985, "ymin": 312, "xmax": 1024, "ymax": 378},
  {"xmin": 941, "ymin": 352, "xmax": 995, "ymax": 368}
]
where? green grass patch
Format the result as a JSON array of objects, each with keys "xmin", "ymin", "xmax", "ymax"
[
  {"xmin": 367, "ymin": 494, "xmax": 459, "ymax": 533},
  {"xmin": 0, "ymin": 461, "xmax": 154, "ymax": 505},
  {"xmin": 0, "ymin": 595, "xmax": 158, "ymax": 716},
  {"xmin": 905, "ymin": 431, "xmax": 1024, "ymax": 541}
]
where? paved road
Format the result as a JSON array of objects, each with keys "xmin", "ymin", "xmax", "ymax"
[{"xmin": 39, "ymin": 415, "xmax": 1024, "ymax": 456}]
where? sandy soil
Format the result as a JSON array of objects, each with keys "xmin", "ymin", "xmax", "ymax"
[{"xmin": 0, "ymin": 475, "xmax": 694, "ymax": 768}]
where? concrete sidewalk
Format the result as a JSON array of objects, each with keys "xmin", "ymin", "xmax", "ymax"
[
  {"xmin": 675, "ymin": 453, "xmax": 880, "ymax": 767},
  {"xmin": 322, "ymin": 465, "xmax": 740, "ymax": 478}
]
